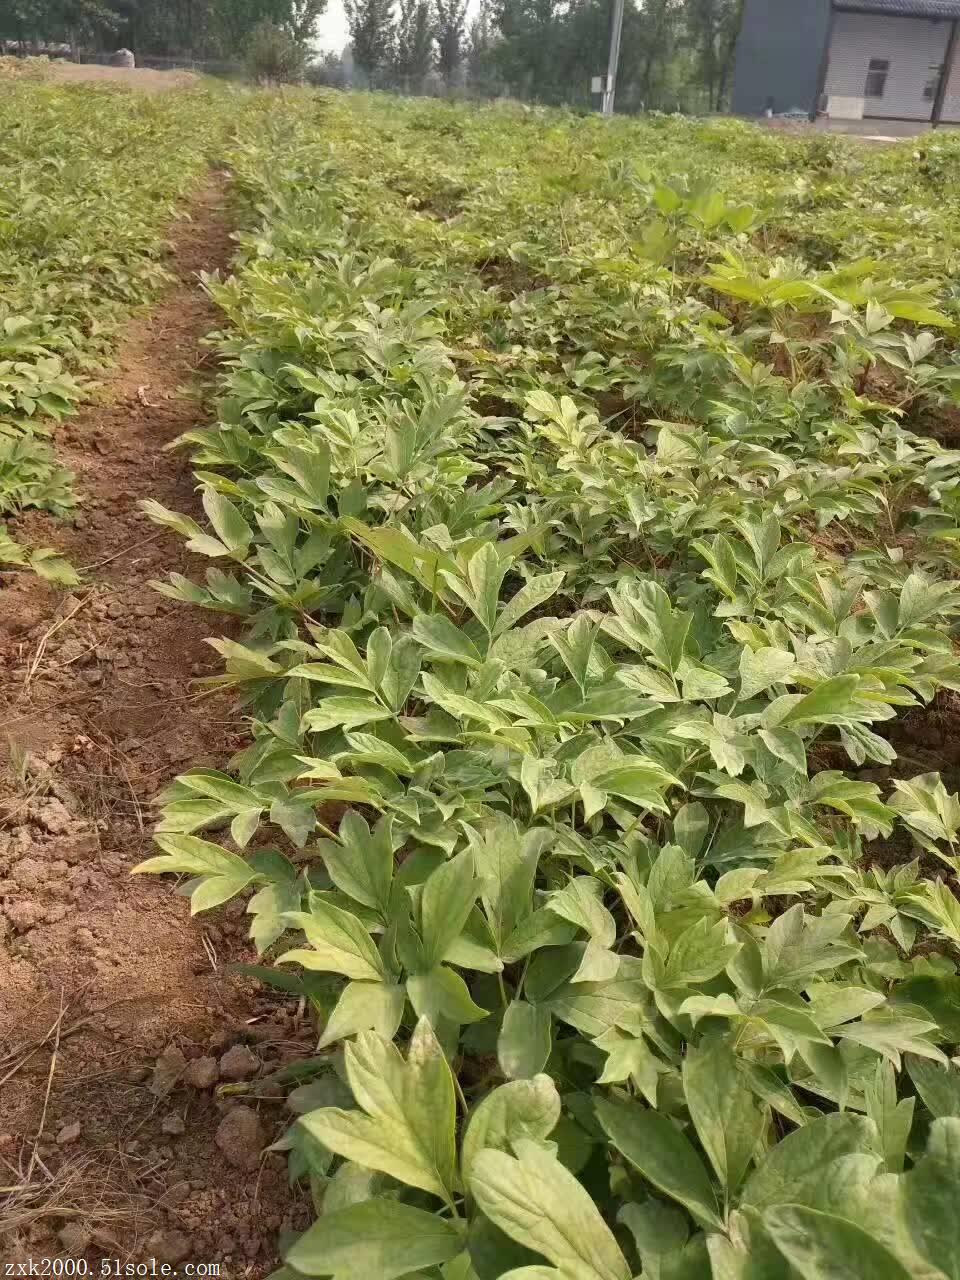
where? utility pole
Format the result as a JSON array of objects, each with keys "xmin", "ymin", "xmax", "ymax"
[{"xmin": 602, "ymin": 0, "xmax": 625, "ymax": 116}]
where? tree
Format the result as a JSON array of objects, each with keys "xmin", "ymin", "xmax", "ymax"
[
  {"xmin": 245, "ymin": 16, "xmax": 306, "ymax": 80},
  {"xmin": 344, "ymin": 0, "xmax": 395, "ymax": 80},
  {"xmin": 466, "ymin": 0, "xmax": 497, "ymax": 89},
  {"xmin": 634, "ymin": 0, "xmax": 679, "ymax": 108},
  {"xmin": 213, "ymin": 1, "xmax": 328, "ymax": 57},
  {"xmin": 394, "ymin": 0, "xmax": 433, "ymax": 86},
  {"xmin": 306, "ymin": 46, "xmax": 349, "ymax": 85},
  {"xmin": 432, "ymin": 0, "xmax": 466, "ymax": 82},
  {"xmin": 491, "ymin": 0, "xmax": 560, "ymax": 100},
  {"xmin": 1, "ymin": 0, "xmax": 121, "ymax": 52},
  {"xmin": 286, "ymin": 0, "xmax": 326, "ymax": 42},
  {"xmin": 684, "ymin": 0, "xmax": 744, "ymax": 111}
]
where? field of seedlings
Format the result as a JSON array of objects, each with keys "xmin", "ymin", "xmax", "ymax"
[{"xmin": 4, "ymin": 78, "xmax": 960, "ymax": 1275}]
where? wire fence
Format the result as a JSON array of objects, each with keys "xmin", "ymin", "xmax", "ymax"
[
  {"xmin": 304, "ymin": 10, "xmax": 739, "ymax": 119},
  {"xmin": 306, "ymin": 66, "xmax": 723, "ymax": 119}
]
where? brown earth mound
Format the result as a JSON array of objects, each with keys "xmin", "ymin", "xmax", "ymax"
[{"xmin": 46, "ymin": 62, "xmax": 201, "ymax": 93}]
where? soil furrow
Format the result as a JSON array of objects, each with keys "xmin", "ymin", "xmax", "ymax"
[{"xmin": 0, "ymin": 179, "xmax": 301, "ymax": 1268}]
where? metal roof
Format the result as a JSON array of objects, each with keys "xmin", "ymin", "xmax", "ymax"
[{"xmin": 834, "ymin": 0, "xmax": 960, "ymax": 17}]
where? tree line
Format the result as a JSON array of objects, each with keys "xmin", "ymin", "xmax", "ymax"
[
  {"xmin": 1, "ymin": 0, "xmax": 325, "ymax": 61},
  {"xmin": 2, "ymin": 0, "xmax": 744, "ymax": 115},
  {"xmin": 335, "ymin": 0, "xmax": 744, "ymax": 114}
]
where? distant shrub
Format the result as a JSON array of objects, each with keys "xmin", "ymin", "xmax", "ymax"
[{"xmin": 245, "ymin": 20, "xmax": 305, "ymax": 85}]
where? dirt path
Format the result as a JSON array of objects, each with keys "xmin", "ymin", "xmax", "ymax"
[
  {"xmin": 46, "ymin": 62, "xmax": 201, "ymax": 92},
  {"xmin": 0, "ymin": 181, "xmax": 305, "ymax": 1268}
]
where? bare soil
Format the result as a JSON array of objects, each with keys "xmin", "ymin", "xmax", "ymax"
[
  {"xmin": 46, "ymin": 63, "xmax": 201, "ymax": 93},
  {"xmin": 0, "ymin": 181, "xmax": 308, "ymax": 1269}
]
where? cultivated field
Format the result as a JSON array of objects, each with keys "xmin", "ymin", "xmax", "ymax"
[{"xmin": 3, "ymin": 80, "xmax": 960, "ymax": 1276}]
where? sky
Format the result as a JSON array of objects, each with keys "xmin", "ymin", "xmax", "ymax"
[
  {"xmin": 311, "ymin": 0, "xmax": 481, "ymax": 54},
  {"xmin": 313, "ymin": 0, "xmax": 350, "ymax": 52}
]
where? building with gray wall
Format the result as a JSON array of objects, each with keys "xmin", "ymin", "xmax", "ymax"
[{"xmin": 732, "ymin": 0, "xmax": 960, "ymax": 123}]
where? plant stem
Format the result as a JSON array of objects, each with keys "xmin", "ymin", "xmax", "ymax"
[{"xmin": 452, "ymin": 1070, "xmax": 470, "ymax": 1119}]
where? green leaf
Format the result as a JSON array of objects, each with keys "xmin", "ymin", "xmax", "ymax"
[
  {"xmin": 247, "ymin": 866, "xmax": 301, "ymax": 953},
  {"xmin": 0, "ymin": 526, "xmax": 27, "ymax": 567},
  {"xmin": 863, "ymin": 1059, "xmax": 913, "ymax": 1173},
  {"xmin": 407, "ymin": 965, "xmax": 489, "ymax": 1025},
  {"xmin": 422, "ymin": 672, "xmax": 509, "ymax": 728},
  {"xmin": 133, "ymin": 833, "xmax": 257, "ymax": 912},
  {"xmin": 906, "ymin": 1055, "xmax": 960, "ymax": 1118},
  {"xmin": 318, "ymin": 980, "xmax": 406, "ymax": 1049},
  {"xmin": 498, "ymin": 1002, "xmax": 552, "ymax": 1080},
  {"xmin": 739, "ymin": 646, "xmax": 796, "ymax": 702},
  {"xmin": 279, "ymin": 902, "xmax": 386, "ymax": 981},
  {"xmin": 29, "ymin": 546, "xmax": 80, "ymax": 585},
  {"xmin": 208, "ymin": 638, "xmax": 282, "ymax": 680},
  {"xmin": 227, "ymin": 963, "xmax": 329, "ymax": 1001},
  {"xmin": 681, "ymin": 664, "xmax": 732, "ymax": 701},
  {"xmin": 469, "ymin": 1140, "xmax": 630, "ymax": 1280},
  {"xmin": 682, "ymin": 1034, "xmax": 764, "ymax": 1195},
  {"xmin": 469, "ymin": 1204, "xmax": 548, "ymax": 1280},
  {"xmin": 443, "ymin": 1255, "xmax": 483, "ymax": 1280},
  {"xmin": 270, "ymin": 441, "xmax": 331, "ymax": 507},
  {"xmin": 618, "ymin": 1200, "xmax": 689, "ymax": 1277},
  {"xmin": 419, "ymin": 850, "xmax": 481, "ymax": 969},
  {"xmin": 461, "ymin": 1075, "xmax": 560, "ymax": 1184},
  {"xmin": 893, "ymin": 976, "xmax": 960, "ymax": 1040},
  {"xmin": 806, "ymin": 773, "xmax": 894, "ymax": 831},
  {"xmin": 590, "ymin": 760, "xmax": 680, "ymax": 812},
  {"xmin": 572, "ymin": 941, "xmax": 619, "ymax": 983},
  {"xmin": 658, "ymin": 917, "xmax": 738, "ymax": 990},
  {"xmin": 502, "ymin": 908, "xmax": 578, "ymax": 962},
  {"xmin": 595, "ymin": 1030, "xmax": 668, "ymax": 1107},
  {"xmin": 320, "ymin": 811, "xmax": 396, "ymax": 918},
  {"xmin": 521, "ymin": 756, "xmax": 575, "ymax": 814},
  {"xmin": 889, "ymin": 772, "xmax": 960, "ymax": 853},
  {"xmin": 202, "ymin": 486, "xmax": 252, "ymax": 556},
  {"xmin": 764, "ymin": 1205, "xmax": 914, "ymax": 1280},
  {"xmin": 674, "ymin": 802, "xmax": 710, "ymax": 858},
  {"xmin": 547, "ymin": 957, "xmax": 650, "ymax": 1037},
  {"xmin": 412, "ymin": 613, "xmax": 484, "ymax": 666},
  {"xmin": 839, "ymin": 1009, "xmax": 945, "ymax": 1068},
  {"xmin": 737, "ymin": 1061, "xmax": 808, "ymax": 1126},
  {"xmin": 366, "ymin": 626, "xmax": 393, "ymax": 690},
  {"xmin": 903, "ymin": 1117, "xmax": 960, "ymax": 1280},
  {"xmin": 759, "ymin": 904, "xmax": 861, "ymax": 988},
  {"xmin": 547, "ymin": 877, "xmax": 616, "ymax": 947},
  {"xmin": 269, "ymin": 796, "xmax": 314, "ymax": 848},
  {"xmin": 442, "ymin": 543, "xmax": 508, "ymax": 634},
  {"xmin": 605, "ymin": 580, "xmax": 691, "ymax": 673},
  {"xmin": 595, "ymin": 1097, "xmax": 724, "ymax": 1231},
  {"xmin": 472, "ymin": 816, "xmax": 548, "ymax": 954},
  {"xmin": 284, "ymin": 1197, "xmax": 463, "ymax": 1278},
  {"xmin": 301, "ymin": 1018, "xmax": 458, "ymax": 1201},
  {"xmin": 904, "ymin": 880, "xmax": 960, "ymax": 947},
  {"xmin": 779, "ymin": 675, "xmax": 863, "ymax": 727},
  {"xmin": 302, "ymin": 697, "xmax": 395, "ymax": 733},
  {"xmin": 381, "ymin": 635, "xmax": 422, "ymax": 711},
  {"xmin": 741, "ymin": 1113, "xmax": 876, "ymax": 1211},
  {"xmin": 342, "ymin": 518, "xmax": 455, "ymax": 592},
  {"xmin": 550, "ymin": 616, "xmax": 599, "ymax": 692},
  {"xmin": 494, "ymin": 572, "xmax": 565, "ymax": 637},
  {"xmin": 759, "ymin": 727, "xmax": 807, "ymax": 773}
]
